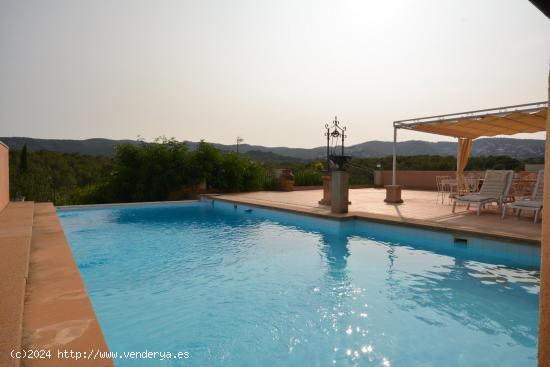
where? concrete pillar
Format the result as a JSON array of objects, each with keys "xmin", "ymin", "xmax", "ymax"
[
  {"xmin": 392, "ymin": 126, "xmax": 397, "ymax": 185},
  {"xmin": 538, "ymin": 72, "xmax": 550, "ymax": 367},
  {"xmin": 319, "ymin": 171, "xmax": 331, "ymax": 205},
  {"xmin": 384, "ymin": 185, "xmax": 403, "ymax": 204},
  {"xmin": 374, "ymin": 170, "xmax": 382, "ymax": 187},
  {"xmin": 331, "ymin": 170, "xmax": 349, "ymax": 214}
]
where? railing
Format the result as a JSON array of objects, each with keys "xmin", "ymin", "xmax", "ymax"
[
  {"xmin": 294, "ymin": 170, "xmax": 322, "ymax": 186},
  {"xmin": 259, "ymin": 170, "xmax": 279, "ymax": 190}
]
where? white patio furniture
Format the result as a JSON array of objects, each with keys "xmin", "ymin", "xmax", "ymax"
[
  {"xmin": 436, "ymin": 175, "xmax": 451, "ymax": 204},
  {"xmin": 439, "ymin": 176, "xmax": 459, "ymax": 205},
  {"xmin": 463, "ymin": 175, "xmax": 481, "ymax": 194},
  {"xmin": 502, "ymin": 170, "xmax": 544, "ymax": 223},
  {"xmin": 452, "ymin": 170, "xmax": 514, "ymax": 215}
]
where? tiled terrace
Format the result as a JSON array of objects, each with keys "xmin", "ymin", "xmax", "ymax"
[{"xmin": 211, "ymin": 188, "xmax": 542, "ymax": 244}]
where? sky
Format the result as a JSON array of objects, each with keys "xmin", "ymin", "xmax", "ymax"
[{"xmin": 0, "ymin": 0, "xmax": 548, "ymax": 147}]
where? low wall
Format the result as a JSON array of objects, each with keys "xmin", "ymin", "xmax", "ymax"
[
  {"xmin": 0, "ymin": 142, "xmax": 8, "ymax": 212},
  {"xmin": 375, "ymin": 170, "xmax": 482, "ymax": 190},
  {"xmin": 292, "ymin": 184, "xmax": 373, "ymax": 191}
]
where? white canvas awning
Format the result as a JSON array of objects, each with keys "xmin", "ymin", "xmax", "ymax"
[
  {"xmin": 391, "ymin": 101, "xmax": 548, "ymax": 186},
  {"xmin": 394, "ymin": 102, "xmax": 547, "ymax": 139}
]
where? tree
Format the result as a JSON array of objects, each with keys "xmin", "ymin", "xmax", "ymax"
[
  {"xmin": 19, "ymin": 144, "xmax": 28, "ymax": 173},
  {"xmin": 105, "ymin": 138, "xmax": 191, "ymax": 202},
  {"xmin": 89, "ymin": 139, "xmax": 266, "ymax": 202},
  {"xmin": 191, "ymin": 140, "xmax": 222, "ymax": 189}
]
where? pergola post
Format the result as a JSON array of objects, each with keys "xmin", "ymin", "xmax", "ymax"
[
  {"xmin": 456, "ymin": 137, "xmax": 461, "ymax": 190},
  {"xmin": 384, "ymin": 125, "xmax": 403, "ymax": 204},
  {"xmin": 392, "ymin": 125, "xmax": 397, "ymax": 185}
]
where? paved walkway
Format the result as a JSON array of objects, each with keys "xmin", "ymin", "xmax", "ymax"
[{"xmin": 212, "ymin": 188, "xmax": 541, "ymax": 243}]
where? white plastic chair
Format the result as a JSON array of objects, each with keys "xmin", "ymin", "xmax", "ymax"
[
  {"xmin": 502, "ymin": 170, "xmax": 544, "ymax": 223},
  {"xmin": 452, "ymin": 170, "xmax": 514, "ymax": 215}
]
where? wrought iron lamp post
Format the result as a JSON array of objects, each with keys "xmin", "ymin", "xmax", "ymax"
[
  {"xmin": 324, "ymin": 116, "xmax": 351, "ymax": 170},
  {"xmin": 320, "ymin": 116, "xmax": 351, "ymax": 213}
]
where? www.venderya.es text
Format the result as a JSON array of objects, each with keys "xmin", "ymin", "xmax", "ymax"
[{"xmin": 11, "ymin": 349, "xmax": 190, "ymax": 361}]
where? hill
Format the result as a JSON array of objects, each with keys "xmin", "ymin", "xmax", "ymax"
[
  {"xmin": 0, "ymin": 137, "xmax": 545, "ymax": 160},
  {"xmin": 0, "ymin": 137, "xmax": 137, "ymax": 156}
]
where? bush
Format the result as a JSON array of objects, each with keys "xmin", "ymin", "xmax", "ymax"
[
  {"xmin": 294, "ymin": 169, "xmax": 322, "ymax": 186},
  {"xmin": 210, "ymin": 152, "xmax": 264, "ymax": 192},
  {"xmin": 261, "ymin": 176, "xmax": 279, "ymax": 191},
  {"xmin": 68, "ymin": 184, "xmax": 112, "ymax": 205},
  {"xmin": 9, "ymin": 150, "xmax": 112, "ymax": 204},
  {"xmin": 85, "ymin": 139, "xmax": 266, "ymax": 203},
  {"xmin": 104, "ymin": 138, "xmax": 191, "ymax": 202}
]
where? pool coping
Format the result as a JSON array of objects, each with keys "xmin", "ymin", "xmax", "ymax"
[
  {"xmin": 0, "ymin": 202, "xmax": 113, "ymax": 367},
  {"xmin": 202, "ymin": 194, "xmax": 541, "ymax": 247}
]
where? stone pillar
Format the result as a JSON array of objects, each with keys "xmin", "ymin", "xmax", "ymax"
[
  {"xmin": 384, "ymin": 185, "xmax": 403, "ymax": 204},
  {"xmin": 319, "ymin": 171, "xmax": 331, "ymax": 205},
  {"xmin": 538, "ymin": 72, "xmax": 550, "ymax": 367},
  {"xmin": 331, "ymin": 171, "xmax": 349, "ymax": 214}
]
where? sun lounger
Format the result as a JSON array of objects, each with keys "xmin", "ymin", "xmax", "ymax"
[
  {"xmin": 452, "ymin": 170, "xmax": 513, "ymax": 215},
  {"xmin": 501, "ymin": 170, "xmax": 544, "ymax": 223}
]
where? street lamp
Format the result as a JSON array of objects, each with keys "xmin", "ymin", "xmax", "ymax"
[{"xmin": 236, "ymin": 136, "xmax": 244, "ymax": 153}]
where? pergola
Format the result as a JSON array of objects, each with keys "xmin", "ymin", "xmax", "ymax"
[{"xmin": 391, "ymin": 101, "xmax": 548, "ymax": 187}]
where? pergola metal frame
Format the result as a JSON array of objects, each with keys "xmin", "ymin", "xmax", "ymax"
[{"xmin": 391, "ymin": 101, "xmax": 549, "ymax": 185}]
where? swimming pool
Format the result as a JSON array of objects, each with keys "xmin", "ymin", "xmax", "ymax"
[{"xmin": 58, "ymin": 200, "xmax": 540, "ymax": 366}]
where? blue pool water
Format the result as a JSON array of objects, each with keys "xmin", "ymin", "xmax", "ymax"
[{"xmin": 58, "ymin": 201, "xmax": 540, "ymax": 367}]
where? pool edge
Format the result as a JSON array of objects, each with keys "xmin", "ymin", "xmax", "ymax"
[
  {"xmin": 22, "ymin": 203, "xmax": 113, "ymax": 367},
  {"xmin": 203, "ymin": 194, "xmax": 541, "ymax": 247},
  {"xmin": 56, "ymin": 199, "xmax": 200, "ymax": 211}
]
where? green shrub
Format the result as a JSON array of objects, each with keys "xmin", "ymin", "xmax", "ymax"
[
  {"xmin": 294, "ymin": 169, "xmax": 322, "ymax": 186},
  {"xmin": 261, "ymin": 176, "xmax": 279, "ymax": 191}
]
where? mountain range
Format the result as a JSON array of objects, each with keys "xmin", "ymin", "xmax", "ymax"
[{"xmin": 0, "ymin": 137, "xmax": 545, "ymax": 161}]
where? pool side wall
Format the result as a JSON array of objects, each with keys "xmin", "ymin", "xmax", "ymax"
[
  {"xmin": 207, "ymin": 197, "xmax": 540, "ymax": 268},
  {"xmin": 203, "ymin": 194, "xmax": 540, "ymax": 246}
]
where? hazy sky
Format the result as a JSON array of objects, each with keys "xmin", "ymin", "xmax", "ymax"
[{"xmin": 0, "ymin": 0, "xmax": 548, "ymax": 147}]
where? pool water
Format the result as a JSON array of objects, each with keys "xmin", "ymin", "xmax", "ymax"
[{"xmin": 58, "ymin": 201, "xmax": 540, "ymax": 367}]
